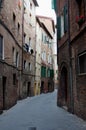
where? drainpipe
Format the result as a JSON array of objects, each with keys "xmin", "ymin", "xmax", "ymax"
[
  {"xmin": 67, "ymin": 0, "xmax": 74, "ymax": 113},
  {"xmin": 22, "ymin": 0, "xmax": 24, "ymax": 74},
  {"xmin": 19, "ymin": 0, "xmax": 24, "ymax": 99}
]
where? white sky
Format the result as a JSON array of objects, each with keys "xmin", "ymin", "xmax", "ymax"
[
  {"xmin": 36, "ymin": 0, "xmax": 56, "ymax": 22},
  {"xmin": 36, "ymin": 0, "xmax": 57, "ymax": 54}
]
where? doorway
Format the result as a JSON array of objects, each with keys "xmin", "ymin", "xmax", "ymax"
[
  {"xmin": 27, "ymin": 82, "xmax": 31, "ymax": 97},
  {"xmin": 41, "ymin": 81, "xmax": 44, "ymax": 93},
  {"xmin": 60, "ymin": 67, "xmax": 68, "ymax": 107}
]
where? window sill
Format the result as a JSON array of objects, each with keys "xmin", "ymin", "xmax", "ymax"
[{"xmin": 78, "ymin": 73, "xmax": 86, "ymax": 76}]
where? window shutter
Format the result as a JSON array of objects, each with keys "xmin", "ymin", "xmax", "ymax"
[
  {"xmin": 57, "ymin": 16, "xmax": 61, "ymax": 40},
  {"xmin": 52, "ymin": 0, "xmax": 57, "ymax": 11},
  {"xmin": 41, "ymin": 66, "xmax": 46, "ymax": 77},
  {"xmin": 0, "ymin": 0, "xmax": 2, "ymax": 8},
  {"xmin": 0, "ymin": 35, "xmax": 3, "ymax": 59},
  {"xmin": 41, "ymin": 66, "xmax": 43, "ymax": 77},
  {"xmin": 64, "ymin": 5, "xmax": 68, "ymax": 32},
  {"xmin": 44, "ymin": 67, "xmax": 46, "ymax": 77},
  {"xmin": 50, "ymin": 69, "xmax": 54, "ymax": 78}
]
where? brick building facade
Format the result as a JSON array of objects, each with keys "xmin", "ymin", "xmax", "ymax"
[
  {"xmin": 0, "ymin": 0, "xmax": 38, "ymax": 112},
  {"xmin": 0, "ymin": 0, "xmax": 23, "ymax": 111},
  {"xmin": 21, "ymin": 0, "xmax": 38, "ymax": 98},
  {"xmin": 54, "ymin": 0, "xmax": 86, "ymax": 120},
  {"xmin": 36, "ymin": 16, "xmax": 55, "ymax": 93}
]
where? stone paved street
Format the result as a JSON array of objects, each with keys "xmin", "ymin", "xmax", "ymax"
[{"xmin": 0, "ymin": 90, "xmax": 86, "ymax": 130}]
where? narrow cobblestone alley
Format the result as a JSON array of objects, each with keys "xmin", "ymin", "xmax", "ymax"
[{"xmin": 0, "ymin": 90, "xmax": 86, "ymax": 130}]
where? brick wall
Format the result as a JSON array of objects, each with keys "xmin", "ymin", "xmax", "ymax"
[
  {"xmin": 0, "ymin": 0, "xmax": 22, "ymax": 110},
  {"xmin": 71, "ymin": 30, "xmax": 86, "ymax": 120},
  {"xmin": 57, "ymin": 0, "xmax": 86, "ymax": 120}
]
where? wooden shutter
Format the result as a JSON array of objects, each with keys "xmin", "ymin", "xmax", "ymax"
[
  {"xmin": 52, "ymin": 0, "xmax": 56, "ymax": 10},
  {"xmin": 64, "ymin": 4, "xmax": 68, "ymax": 32},
  {"xmin": 41, "ymin": 66, "xmax": 43, "ymax": 77},
  {"xmin": 0, "ymin": 0, "xmax": 2, "ymax": 8},
  {"xmin": 57, "ymin": 16, "xmax": 61, "ymax": 40}
]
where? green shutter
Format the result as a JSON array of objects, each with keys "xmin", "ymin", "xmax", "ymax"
[
  {"xmin": 57, "ymin": 16, "xmax": 61, "ymax": 40},
  {"xmin": 44, "ymin": 67, "xmax": 46, "ymax": 77},
  {"xmin": 64, "ymin": 4, "xmax": 68, "ymax": 32},
  {"xmin": 50, "ymin": 69, "xmax": 54, "ymax": 78},
  {"xmin": 52, "ymin": 0, "xmax": 56, "ymax": 11},
  {"xmin": 41, "ymin": 66, "xmax": 46, "ymax": 77},
  {"xmin": 52, "ymin": 0, "xmax": 54, "ymax": 9},
  {"xmin": 41, "ymin": 66, "xmax": 44, "ymax": 77}
]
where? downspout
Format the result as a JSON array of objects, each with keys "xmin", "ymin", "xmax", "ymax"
[
  {"xmin": 19, "ymin": 0, "xmax": 24, "ymax": 99},
  {"xmin": 55, "ymin": 0, "xmax": 59, "ymax": 69},
  {"xmin": 22, "ymin": 0, "xmax": 24, "ymax": 74},
  {"xmin": 67, "ymin": 0, "xmax": 74, "ymax": 113}
]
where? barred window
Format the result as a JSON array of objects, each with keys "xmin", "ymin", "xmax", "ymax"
[{"xmin": 78, "ymin": 51, "xmax": 86, "ymax": 74}]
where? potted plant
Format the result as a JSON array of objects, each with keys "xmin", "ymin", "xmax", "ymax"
[{"xmin": 76, "ymin": 15, "xmax": 85, "ymax": 26}]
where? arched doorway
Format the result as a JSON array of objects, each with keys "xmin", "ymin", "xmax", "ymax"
[
  {"xmin": 60, "ymin": 66, "xmax": 68, "ymax": 107},
  {"xmin": 41, "ymin": 81, "xmax": 44, "ymax": 93}
]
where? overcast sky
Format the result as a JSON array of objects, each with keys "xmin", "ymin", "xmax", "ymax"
[
  {"xmin": 36, "ymin": 0, "xmax": 56, "ymax": 22},
  {"xmin": 36, "ymin": 0, "xmax": 57, "ymax": 54}
]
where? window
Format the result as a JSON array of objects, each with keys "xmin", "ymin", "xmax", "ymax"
[
  {"xmin": 42, "ymin": 51, "xmax": 46, "ymax": 61},
  {"xmin": 44, "ymin": 51, "xmax": 46, "ymax": 61},
  {"xmin": 76, "ymin": 0, "xmax": 86, "ymax": 26},
  {"xmin": 16, "ymin": 52, "xmax": 19, "ymax": 67},
  {"xmin": 41, "ymin": 66, "xmax": 46, "ymax": 77},
  {"xmin": 12, "ymin": 48, "xmax": 19, "ymax": 67},
  {"xmin": 78, "ymin": 52, "xmax": 86, "ymax": 74},
  {"xmin": 13, "ymin": 12, "xmax": 16, "ymax": 28},
  {"xmin": 57, "ymin": 16, "xmax": 61, "ymax": 40},
  {"xmin": 57, "ymin": 4, "xmax": 68, "ymax": 40},
  {"xmin": 23, "ymin": 32, "xmax": 26, "ymax": 44},
  {"xmin": 44, "ymin": 36, "xmax": 47, "ymax": 43},
  {"xmin": 0, "ymin": 35, "xmax": 4, "ymax": 59},
  {"xmin": 47, "ymin": 68, "xmax": 50, "ymax": 77},
  {"xmin": 42, "ymin": 33, "xmax": 44, "ymax": 42},
  {"xmin": 42, "ymin": 33, "xmax": 46, "ymax": 43},
  {"xmin": 29, "ymin": 13, "xmax": 32, "ymax": 25},
  {"xmin": 18, "ymin": 22, "xmax": 20, "ymax": 32},
  {"xmin": 61, "ymin": 14, "xmax": 64, "ymax": 37},
  {"xmin": 77, "ymin": 0, "xmax": 85, "ymax": 16},
  {"xmin": 24, "ymin": 60, "xmax": 26, "ymax": 69},
  {"xmin": 13, "ymin": 12, "xmax": 16, "ymax": 22},
  {"xmin": 64, "ymin": 4, "xmax": 68, "ymax": 32},
  {"xmin": 48, "ymin": 55, "xmax": 51, "ymax": 64},
  {"xmin": 12, "ymin": 47, "xmax": 16, "ymax": 65},
  {"xmin": 29, "ymin": 37, "xmax": 31, "ymax": 46},
  {"xmin": 13, "ymin": 73, "xmax": 16, "ymax": 85},
  {"xmin": 30, "ymin": 3, "xmax": 32, "ymax": 10},
  {"xmin": 0, "ymin": 0, "xmax": 2, "ymax": 8},
  {"xmin": 29, "ymin": 62, "xmax": 31, "ymax": 71},
  {"xmin": 41, "ymin": 52, "xmax": 44, "ymax": 60},
  {"xmin": 50, "ymin": 69, "xmax": 54, "ymax": 78}
]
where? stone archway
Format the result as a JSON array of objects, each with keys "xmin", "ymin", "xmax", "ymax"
[{"xmin": 58, "ymin": 66, "xmax": 68, "ymax": 108}]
